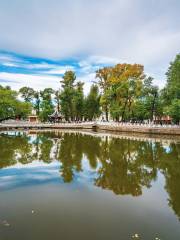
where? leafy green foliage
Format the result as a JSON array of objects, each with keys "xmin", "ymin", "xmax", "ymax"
[
  {"xmin": 60, "ymin": 71, "xmax": 76, "ymax": 121},
  {"xmin": 19, "ymin": 87, "xmax": 35, "ymax": 102},
  {"xmin": 84, "ymin": 85, "xmax": 101, "ymax": 121},
  {"xmin": 166, "ymin": 54, "xmax": 180, "ymax": 99},
  {"xmin": 96, "ymin": 64, "xmax": 144, "ymax": 121},
  {"xmin": 33, "ymin": 91, "xmax": 40, "ymax": 115},
  {"xmin": 162, "ymin": 54, "xmax": 180, "ymax": 123},
  {"xmin": 169, "ymin": 99, "xmax": 180, "ymax": 123},
  {"xmin": 0, "ymin": 86, "xmax": 31, "ymax": 121},
  {"xmin": 39, "ymin": 88, "xmax": 54, "ymax": 122},
  {"xmin": 73, "ymin": 82, "xmax": 84, "ymax": 121}
]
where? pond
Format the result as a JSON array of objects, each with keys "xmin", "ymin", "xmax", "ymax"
[{"xmin": 0, "ymin": 131, "xmax": 180, "ymax": 240}]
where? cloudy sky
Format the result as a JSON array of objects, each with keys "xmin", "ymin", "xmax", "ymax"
[{"xmin": 0, "ymin": 0, "xmax": 179, "ymax": 93}]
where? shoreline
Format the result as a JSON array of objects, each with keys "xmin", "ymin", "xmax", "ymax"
[
  {"xmin": 0, "ymin": 122, "xmax": 180, "ymax": 136},
  {"xmin": 97, "ymin": 124, "xmax": 180, "ymax": 136},
  {"xmin": 1, "ymin": 128, "xmax": 180, "ymax": 143}
]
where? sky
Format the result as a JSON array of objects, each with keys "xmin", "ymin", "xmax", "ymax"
[{"xmin": 0, "ymin": 0, "xmax": 179, "ymax": 93}]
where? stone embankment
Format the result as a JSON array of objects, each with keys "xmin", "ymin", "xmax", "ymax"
[
  {"xmin": 0, "ymin": 121, "xmax": 180, "ymax": 135},
  {"xmin": 0, "ymin": 122, "xmax": 95, "ymax": 130},
  {"xmin": 97, "ymin": 123, "xmax": 180, "ymax": 135}
]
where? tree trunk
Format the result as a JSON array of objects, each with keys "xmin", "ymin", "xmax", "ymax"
[
  {"xmin": 122, "ymin": 98, "xmax": 128, "ymax": 121},
  {"xmin": 128, "ymin": 99, "xmax": 132, "ymax": 121},
  {"xmin": 105, "ymin": 106, "xmax": 108, "ymax": 121},
  {"xmin": 151, "ymin": 93, "xmax": 157, "ymax": 121}
]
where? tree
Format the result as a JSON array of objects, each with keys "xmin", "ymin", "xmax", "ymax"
[
  {"xmin": 97, "ymin": 64, "xmax": 144, "ymax": 121},
  {"xmin": 73, "ymin": 82, "xmax": 84, "ymax": 121},
  {"xmin": 162, "ymin": 54, "xmax": 180, "ymax": 123},
  {"xmin": 60, "ymin": 71, "xmax": 76, "ymax": 121},
  {"xmin": 133, "ymin": 100, "xmax": 148, "ymax": 121},
  {"xmin": 131, "ymin": 77, "xmax": 164, "ymax": 122},
  {"xmin": 142, "ymin": 77, "xmax": 160, "ymax": 121},
  {"xmin": 39, "ymin": 88, "xmax": 54, "ymax": 122},
  {"xmin": 96, "ymin": 67, "xmax": 112, "ymax": 121},
  {"xmin": 34, "ymin": 91, "xmax": 40, "ymax": 115},
  {"xmin": 169, "ymin": 99, "xmax": 180, "ymax": 124},
  {"xmin": 19, "ymin": 87, "xmax": 35, "ymax": 102},
  {"xmin": 84, "ymin": 85, "xmax": 101, "ymax": 121},
  {"xmin": 0, "ymin": 85, "xmax": 31, "ymax": 121},
  {"xmin": 166, "ymin": 54, "xmax": 180, "ymax": 100},
  {"xmin": 111, "ymin": 64, "xmax": 144, "ymax": 121},
  {"xmin": 54, "ymin": 90, "xmax": 60, "ymax": 112},
  {"xmin": 40, "ymin": 88, "xmax": 54, "ymax": 101}
]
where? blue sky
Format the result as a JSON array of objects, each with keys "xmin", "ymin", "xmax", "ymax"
[
  {"xmin": 0, "ymin": 0, "xmax": 179, "ymax": 93},
  {"xmin": 0, "ymin": 51, "xmax": 114, "ymax": 92}
]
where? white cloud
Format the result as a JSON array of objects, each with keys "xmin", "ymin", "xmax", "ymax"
[
  {"xmin": 0, "ymin": 0, "xmax": 179, "ymax": 61},
  {"xmin": 0, "ymin": 68, "xmax": 97, "ymax": 94},
  {"xmin": 25, "ymin": 62, "xmax": 57, "ymax": 70},
  {"xmin": 44, "ymin": 66, "xmax": 75, "ymax": 75},
  {"xmin": 78, "ymin": 73, "xmax": 96, "ymax": 95},
  {"xmin": 0, "ymin": 53, "xmax": 25, "ymax": 67},
  {"xmin": 0, "ymin": 0, "xmax": 179, "ymax": 87},
  {"xmin": 2, "ymin": 62, "xmax": 19, "ymax": 67},
  {"xmin": 78, "ymin": 56, "xmax": 120, "ymax": 75},
  {"xmin": 79, "ymin": 56, "xmax": 119, "ymax": 68},
  {"xmin": 0, "ymin": 72, "xmax": 61, "ymax": 90},
  {"xmin": 0, "ymin": 54, "xmax": 20, "ymax": 62},
  {"xmin": 0, "ymin": 53, "xmax": 76, "ymax": 76}
]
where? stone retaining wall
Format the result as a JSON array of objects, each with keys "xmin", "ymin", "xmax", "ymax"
[
  {"xmin": 97, "ymin": 124, "xmax": 180, "ymax": 135},
  {"xmin": 0, "ymin": 123, "xmax": 180, "ymax": 135}
]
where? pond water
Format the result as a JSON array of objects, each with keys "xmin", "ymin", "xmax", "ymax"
[{"xmin": 0, "ymin": 131, "xmax": 180, "ymax": 240}]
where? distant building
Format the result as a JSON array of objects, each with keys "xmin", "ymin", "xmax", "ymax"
[
  {"xmin": 28, "ymin": 109, "xmax": 39, "ymax": 123},
  {"xmin": 28, "ymin": 115, "xmax": 39, "ymax": 123},
  {"xmin": 48, "ymin": 109, "xmax": 64, "ymax": 123},
  {"xmin": 153, "ymin": 115, "xmax": 172, "ymax": 124}
]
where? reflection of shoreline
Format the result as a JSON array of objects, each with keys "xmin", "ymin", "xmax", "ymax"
[
  {"xmin": 0, "ymin": 122, "xmax": 180, "ymax": 136},
  {"xmin": 24, "ymin": 129, "xmax": 180, "ymax": 144}
]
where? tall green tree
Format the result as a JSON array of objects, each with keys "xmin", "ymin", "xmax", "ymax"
[
  {"xmin": 162, "ymin": 54, "xmax": 180, "ymax": 123},
  {"xmin": 60, "ymin": 71, "xmax": 76, "ymax": 121},
  {"xmin": 142, "ymin": 77, "xmax": 161, "ymax": 121},
  {"xmin": 84, "ymin": 85, "xmax": 101, "ymax": 121},
  {"xmin": 54, "ymin": 90, "xmax": 60, "ymax": 112},
  {"xmin": 96, "ymin": 67, "xmax": 112, "ymax": 121},
  {"xmin": 166, "ymin": 54, "xmax": 180, "ymax": 100},
  {"xmin": 39, "ymin": 88, "xmax": 54, "ymax": 122},
  {"xmin": 19, "ymin": 87, "xmax": 35, "ymax": 102},
  {"xmin": 168, "ymin": 99, "xmax": 180, "ymax": 123},
  {"xmin": 73, "ymin": 82, "xmax": 84, "ymax": 121},
  {"xmin": 33, "ymin": 91, "xmax": 40, "ymax": 115},
  {"xmin": 132, "ymin": 77, "xmax": 163, "ymax": 122}
]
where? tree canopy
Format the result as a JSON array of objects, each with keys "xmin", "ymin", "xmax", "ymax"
[
  {"xmin": 0, "ymin": 86, "xmax": 31, "ymax": 121},
  {"xmin": 162, "ymin": 54, "xmax": 180, "ymax": 123},
  {"xmin": 0, "ymin": 53, "xmax": 179, "ymax": 124}
]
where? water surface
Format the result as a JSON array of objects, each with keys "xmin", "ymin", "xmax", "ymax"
[{"xmin": 0, "ymin": 131, "xmax": 180, "ymax": 240}]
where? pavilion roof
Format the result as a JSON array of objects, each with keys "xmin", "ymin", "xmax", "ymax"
[{"xmin": 49, "ymin": 110, "xmax": 63, "ymax": 118}]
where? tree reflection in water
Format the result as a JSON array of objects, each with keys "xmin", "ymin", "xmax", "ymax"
[{"xmin": 0, "ymin": 131, "xmax": 179, "ymax": 219}]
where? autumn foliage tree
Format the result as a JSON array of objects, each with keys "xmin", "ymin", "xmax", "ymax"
[{"xmin": 96, "ymin": 64, "xmax": 144, "ymax": 121}]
